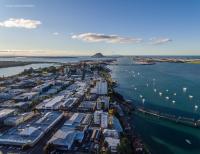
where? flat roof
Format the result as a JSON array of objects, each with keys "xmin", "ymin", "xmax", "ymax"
[
  {"xmin": 0, "ymin": 109, "xmax": 15, "ymax": 119},
  {"xmin": 45, "ymin": 95, "xmax": 64, "ymax": 108},
  {"xmin": 0, "ymin": 111, "xmax": 63, "ymax": 147}
]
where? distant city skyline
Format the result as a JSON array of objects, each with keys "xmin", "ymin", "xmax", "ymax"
[{"xmin": 0, "ymin": 0, "xmax": 200, "ymax": 56}]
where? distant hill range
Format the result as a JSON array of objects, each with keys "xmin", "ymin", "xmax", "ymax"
[{"xmin": 91, "ymin": 53, "xmax": 105, "ymax": 58}]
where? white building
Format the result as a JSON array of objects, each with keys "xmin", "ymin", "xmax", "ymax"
[
  {"xmin": 91, "ymin": 80, "xmax": 108, "ymax": 95},
  {"xmin": 0, "ymin": 109, "xmax": 15, "ymax": 122},
  {"xmin": 105, "ymin": 137, "xmax": 120, "ymax": 153},
  {"xmin": 101, "ymin": 112, "xmax": 108, "ymax": 128}
]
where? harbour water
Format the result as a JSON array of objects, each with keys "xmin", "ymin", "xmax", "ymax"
[
  {"xmin": 109, "ymin": 57, "xmax": 200, "ymax": 154},
  {"xmin": 0, "ymin": 63, "xmax": 58, "ymax": 77}
]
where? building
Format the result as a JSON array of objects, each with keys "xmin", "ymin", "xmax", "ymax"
[
  {"xmin": 13, "ymin": 92, "xmax": 39, "ymax": 102},
  {"xmin": 97, "ymin": 96, "xmax": 110, "ymax": 110},
  {"xmin": 37, "ymin": 95, "xmax": 64, "ymax": 110},
  {"xmin": 93, "ymin": 110, "xmax": 102, "ymax": 125},
  {"xmin": 91, "ymin": 79, "xmax": 108, "ymax": 95},
  {"xmin": 48, "ymin": 124, "xmax": 84, "ymax": 151},
  {"xmin": 0, "ymin": 109, "xmax": 15, "ymax": 122},
  {"xmin": 0, "ymin": 111, "xmax": 63, "ymax": 147},
  {"xmin": 103, "ymin": 129, "xmax": 119, "ymax": 139},
  {"xmin": 104, "ymin": 137, "xmax": 120, "ymax": 153},
  {"xmin": 78, "ymin": 101, "xmax": 96, "ymax": 112},
  {"xmin": 4, "ymin": 112, "xmax": 35, "ymax": 126},
  {"xmin": 101, "ymin": 112, "xmax": 108, "ymax": 128}
]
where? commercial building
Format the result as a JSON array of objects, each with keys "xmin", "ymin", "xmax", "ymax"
[
  {"xmin": 0, "ymin": 111, "xmax": 63, "ymax": 147},
  {"xmin": 101, "ymin": 112, "xmax": 108, "ymax": 128},
  {"xmin": 36, "ymin": 95, "xmax": 64, "ymax": 110},
  {"xmin": 104, "ymin": 137, "xmax": 120, "ymax": 153},
  {"xmin": 13, "ymin": 92, "xmax": 39, "ymax": 102},
  {"xmin": 4, "ymin": 112, "xmax": 35, "ymax": 126},
  {"xmin": 93, "ymin": 110, "xmax": 102, "ymax": 125},
  {"xmin": 93, "ymin": 110, "xmax": 108, "ymax": 128},
  {"xmin": 78, "ymin": 101, "xmax": 96, "ymax": 112},
  {"xmin": 0, "ymin": 109, "xmax": 15, "ymax": 122},
  {"xmin": 91, "ymin": 79, "xmax": 108, "ymax": 95},
  {"xmin": 97, "ymin": 96, "xmax": 110, "ymax": 110}
]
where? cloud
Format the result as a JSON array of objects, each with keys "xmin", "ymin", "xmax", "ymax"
[
  {"xmin": 150, "ymin": 37, "xmax": 172, "ymax": 45},
  {"xmin": 0, "ymin": 18, "xmax": 41, "ymax": 29},
  {"xmin": 72, "ymin": 33, "xmax": 142, "ymax": 44},
  {"xmin": 53, "ymin": 32, "xmax": 59, "ymax": 35}
]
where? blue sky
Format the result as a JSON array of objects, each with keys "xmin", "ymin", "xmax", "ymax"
[{"xmin": 0, "ymin": 0, "xmax": 200, "ymax": 56}]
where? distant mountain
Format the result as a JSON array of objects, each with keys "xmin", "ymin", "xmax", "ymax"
[{"xmin": 91, "ymin": 53, "xmax": 105, "ymax": 58}]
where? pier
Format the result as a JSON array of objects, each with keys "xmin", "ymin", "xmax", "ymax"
[{"xmin": 134, "ymin": 107, "xmax": 200, "ymax": 128}]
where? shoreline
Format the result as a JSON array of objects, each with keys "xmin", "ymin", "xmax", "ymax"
[
  {"xmin": 0, "ymin": 61, "xmax": 61, "ymax": 69},
  {"xmin": 102, "ymin": 67, "xmax": 151, "ymax": 153},
  {"xmin": 133, "ymin": 56, "xmax": 200, "ymax": 64}
]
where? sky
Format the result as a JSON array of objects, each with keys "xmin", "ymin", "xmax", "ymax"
[{"xmin": 0, "ymin": 0, "xmax": 200, "ymax": 56}]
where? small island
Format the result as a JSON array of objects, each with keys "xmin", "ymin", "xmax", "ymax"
[{"xmin": 91, "ymin": 52, "xmax": 105, "ymax": 58}]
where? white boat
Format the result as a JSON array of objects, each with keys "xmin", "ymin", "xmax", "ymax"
[
  {"xmin": 154, "ymin": 89, "xmax": 157, "ymax": 93},
  {"xmin": 142, "ymin": 98, "xmax": 145, "ymax": 104},
  {"xmin": 146, "ymin": 83, "xmax": 149, "ymax": 87},
  {"xmin": 139, "ymin": 95, "xmax": 143, "ymax": 98},
  {"xmin": 172, "ymin": 100, "xmax": 176, "ymax": 104},
  {"xmin": 173, "ymin": 93, "xmax": 176, "ymax": 96},
  {"xmin": 183, "ymin": 87, "xmax": 187, "ymax": 93},
  {"xmin": 165, "ymin": 96, "xmax": 169, "ymax": 100},
  {"xmin": 159, "ymin": 92, "xmax": 162, "ymax": 96},
  {"xmin": 134, "ymin": 88, "xmax": 137, "ymax": 90},
  {"xmin": 195, "ymin": 105, "xmax": 198, "ymax": 110},
  {"xmin": 166, "ymin": 89, "xmax": 169, "ymax": 92},
  {"xmin": 189, "ymin": 95, "xmax": 193, "ymax": 99},
  {"xmin": 185, "ymin": 139, "xmax": 191, "ymax": 145}
]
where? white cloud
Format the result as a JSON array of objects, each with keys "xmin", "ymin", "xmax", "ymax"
[
  {"xmin": 53, "ymin": 32, "xmax": 59, "ymax": 35},
  {"xmin": 150, "ymin": 37, "xmax": 172, "ymax": 45},
  {"xmin": 72, "ymin": 33, "xmax": 142, "ymax": 44},
  {"xmin": 0, "ymin": 18, "xmax": 41, "ymax": 29}
]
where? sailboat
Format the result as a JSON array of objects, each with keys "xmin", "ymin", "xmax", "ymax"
[
  {"xmin": 165, "ymin": 96, "xmax": 169, "ymax": 100},
  {"xmin": 183, "ymin": 87, "xmax": 187, "ymax": 93},
  {"xmin": 142, "ymin": 98, "xmax": 145, "ymax": 104},
  {"xmin": 185, "ymin": 139, "xmax": 191, "ymax": 145},
  {"xmin": 189, "ymin": 95, "xmax": 193, "ymax": 99}
]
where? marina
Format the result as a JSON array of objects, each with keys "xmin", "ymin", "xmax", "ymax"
[{"xmin": 109, "ymin": 56, "xmax": 200, "ymax": 154}]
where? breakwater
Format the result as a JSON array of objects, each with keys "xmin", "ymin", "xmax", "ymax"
[{"xmin": 134, "ymin": 107, "xmax": 200, "ymax": 128}]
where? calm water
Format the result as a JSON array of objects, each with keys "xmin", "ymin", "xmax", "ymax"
[
  {"xmin": 109, "ymin": 57, "xmax": 200, "ymax": 154},
  {"xmin": 0, "ymin": 63, "xmax": 58, "ymax": 77}
]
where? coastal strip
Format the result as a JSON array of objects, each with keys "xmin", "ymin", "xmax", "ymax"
[{"xmin": 0, "ymin": 61, "xmax": 61, "ymax": 68}]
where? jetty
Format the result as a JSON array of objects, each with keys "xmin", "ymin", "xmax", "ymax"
[{"xmin": 134, "ymin": 107, "xmax": 200, "ymax": 128}]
